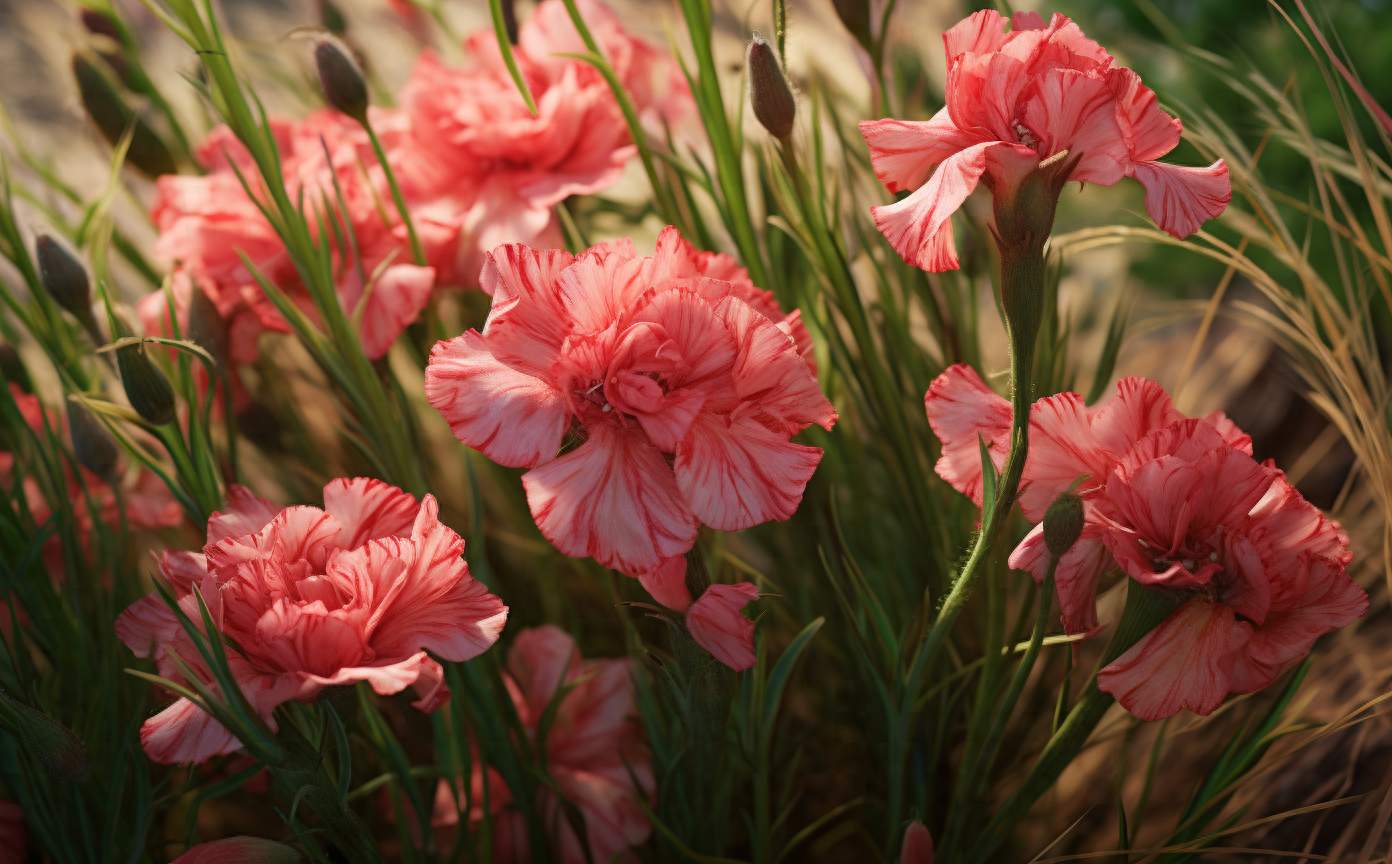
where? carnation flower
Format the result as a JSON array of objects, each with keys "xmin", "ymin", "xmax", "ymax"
[
  {"xmin": 860, "ymin": 10, "xmax": 1231, "ymax": 271},
  {"xmin": 398, "ymin": 0, "xmax": 692, "ymax": 281},
  {"xmin": 425, "ymin": 227, "xmax": 836, "ymax": 580},
  {"xmin": 115, "ymin": 479, "xmax": 508, "ymax": 763},
  {"xmin": 432, "ymin": 626, "xmax": 653, "ymax": 864},
  {"xmin": 926, "ymin": 366, "xmax": 1365, "ymax": 719},
  {"xmin": 146, "ymin": 110, "xmax": 450, "ymax": 364}
]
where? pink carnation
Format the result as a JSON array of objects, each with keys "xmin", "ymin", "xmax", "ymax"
[
  {"xmin": 425, "ymin": 227, "xmax": 835, "ymax": 579},
  {"xmin": 926, "ymin": 367, "xmax": 1365, "ymax": 719},
  {"xmin": 115, "ymin": 479, "xmax": 507, "ymax": 764},
  {"xmin": 433, "ymin": 626, "xmax": 653, "ymax": 864},
  {"xmin": 860, "ymin": 10, "xmax": 1231, "ymax": 271},
  {"xmin": 399, "ymin": 0, "xmax": 691, "ymax": 282},
  {"xmin": 148, "ymin": 109, "xmax": 448, "ymax": 363}
]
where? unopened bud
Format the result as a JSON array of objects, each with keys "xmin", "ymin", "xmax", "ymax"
[
  {"xmin": 115, "ymin": 339, "xmax": 175, "ymax": 425},
  {"xmin": 170, "ymin": 836, "xmax": 302, "ymax": 864},
  {"xmin": 747, "ymin": 32, "xmax": 796, "ymax": 141},
  {"xmin": 0, "ymin": 690, "xmax": 90, "ymax": 781},
  {"xmin": 36, "ymin": 236, "xmax": 92, "ymax": 318},
  {"xmin": 71, "ymin": 53, "xmax": 177, "ymax": 178},
  {"xmin": 67, "ymin": 401, "xmax": 120, "ymax": 481},
  {"xmin": 1043, "ymin": 492, "xmax": 1085, "ymax": 558},
  {"xmin": 831, "ymin": 0, "xmax": 873, "ymax": 48},
  {"xmin": 188, "ymin": 285, "xmax": 228, "ymax": 367},
  {"xmin": 314, "ymin": 37, "xmax": 368, "ymax": 124}
]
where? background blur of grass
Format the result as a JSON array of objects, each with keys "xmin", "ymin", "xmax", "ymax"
[{"xmin": 3, "ymin": 0, "xmax": 1392, "ymax": 859}]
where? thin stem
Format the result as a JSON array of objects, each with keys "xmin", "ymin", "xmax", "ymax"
[{"xmin": 362, "ymin": 119, "xmax": 426, "ymax": 267}]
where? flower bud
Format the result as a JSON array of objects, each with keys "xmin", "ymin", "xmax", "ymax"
[
  {"xmin": 115, "ymin": 339, "xmax": 175, "ymax": 425},
  {"xmin": 831, "ymin": 0, "xmax": 873, "ymax": 48},
  {"xmin": 188, "ymin": 285, "xmax": 228, "ymax": 368},
  {"xmin": 35, "ymin": 236, "xmax": 92, "ymax": 317},
  {"xmin": 0, "ymin": 690, "xmax": 90, "ymax": 781},
  {"xmin": 71, "ymin": 53, "xmax": 177, "ymax": 178},
  {"xmin": 1043, "ymin": 491, "xmax": 1085, "ymax": 558},
  {"xmin": 170, "ymin": 836, "xmax": 302, "ymax": 864},
  {"xmin": 747, "ymin": 32, "xmax": 796, "ymax": 141},
  {"xmin": 314, "ymin": 37, "xmax": 368, "ymax": 124},
  {"xmin": 67, "ymin": 401, "xmax": 120, "ymax": 482}
]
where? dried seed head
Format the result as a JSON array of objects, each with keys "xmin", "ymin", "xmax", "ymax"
[
  {"xmin": 746, "ymin": 32, "xmax": 796, "ymax": 141},
  {"xmin": 0, "ymin": 690, "xmax": 90, "ymax": 781},
  {"xmin": 67, "ymin": 401, "xmax": 120, "ymax": 481},
  {"xmin": 115, "ymin": 339, "xmax": 176, "ymax": 425},
  {"xmin": 1043, "ymin": 491, "xmax": 1085, "ymax": 558},
  {"xmin": 36, "ymin": 235, "xmax": 91, "ymax": 319},
  {"xmin": 314, "ymin": 37, "xmax": 369, "ymax": 124}
]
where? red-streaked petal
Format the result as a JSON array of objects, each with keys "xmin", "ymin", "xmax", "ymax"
[
  {"xmin": 206, "ymin": 486, "xmax": 280, "ymax": 545},
  {"xmin": 140, "ymin": 697, "xmax": 240, "ymax": 764},
  {"xmin": 522, "ymin": 425, "xmax": 699, "ymax": 576},
  {"xmin": 924, "ymin": 364, "xmax": 1012, "ymax": 508},
  {"xmin": 638, "ymin": 556, "xmax": 692, "ymax": 612},
  {"xmin": 674, "ymin": 412, "xmax": 823, "ymax": 532},
  {"xmin": 356, "ymin": 264, "xmax": 435, "ymax": 360},
  {"xmin": 713, "ymin": 296, "xmax": 836, "ymax": 433},
  {"xmin": 1017, "ymin": 390, "xmax": 1112, "ymax": 521},
  {"xmin": 946, "ymin": 54, "xmax": 1030, "ymax": 142},
  {"xmin": 859, "ymin": 110, "xmax": 983, "ymax": 194},
  {"xmin": 322, "ymin": 477, "xmax": 419, "ymax": 548},
  {"xmin": 1009, "ymin": 519, "xmax": 1114, "ymax": 635},
  {"xmin": 1109, "ymin": 67, "xmax": 1181, "ymax": 162},
  {"xmin": 871, "ymin": 141, "xmax": 997, "ymax": 272},
  {"xmin": 1130, "ymin": 159, "xmax": 1232, "ymax": 239},
  {"xmin": 1098, "ymin": 598, "xmax": 1251, "ymax": 721},
  {"xmin": 1228, "ymin": 556, "xmax": 1366, "ymax": 693},
  {"xmin": 480, "ymin": 244, "xmax": 576, "ymax": 379},
  {"xmin": 425, "ymin": 331, "xmax": 567, "ymax": 468},
  {"xmin": 943, "ymin": 9, "xmax": 1011, "ymax": 59},
  {"xmin": 1024, "ymin": 68, "xmax": 1127, "ymax": 186},
  {"xmin": 687, "ymin": 583, "xmax": 760, "ymax": 671},
  {"xmin": 116, "ymin": 594, "xmax": 181, "ymax": 659}
]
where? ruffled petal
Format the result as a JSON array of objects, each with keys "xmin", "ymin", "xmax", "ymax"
[
  {"xmin": 1228, "ymin": 556, "xmax": 1366, "ymax": 694},
  {"xmin": 1009, "ymin": 519, "xmax": 1114, "ymax": 635},
  {"xmin": 674, "ymin": 412, "xmax": 822, "ymax": 532},
  {"xmin": 140, "ymin": 697, "xmax": 241, "ymax": 764},
  {"xmin": 1023, "ymin": 68, "xmax": 1128, "ymax": 186},
  {"xmin": 425, "ymin": 331, "xmax": 568, "ymax": 468},
  {"xmin": 1017, "ymin": 391, "xmax": 1110, "ymax": 521},
  {"xmin": 355, "ymin": 264, "xmax": 436, "ymax": 360},
  {"xmin": 115, "ymin": 594, "xmax": 181, "ymax": 659},
  {"xmin": 686, "ymin": 583, "xmax": 760, "ymax": 671},
  {"xmin": 206, "ymin": 486, "xmax": 280, "ymax": 545},
  {"xmin": 871, "ymin": 141, "xmax": 997, "ymax": 272},
  {"xmin": 1129, "ymin": 159, "xmax": 1232, "ymax": 239},
  {"xmin": 1098, "ymin": 598, "xmax": 1252, "ymax": 721},
  {"xmin": 322, "ymin": 477, "xmax": 420, "ymax": 549},
  {"xmin": 713, "ymin": 296, "xmax": 836, "ymax": 434},
  {"xmin": 1109, "ymin": 67, "xmax": 1181, "ymax": 162},
  {"xmin": 480, "ymin": 243, "xmax": 577, "ymax": 379},
  {"xmin": 924, "ymin": 364, "xmax": 1012, "ymax": 508},
  {"xmin": 522, "ymin": 424, "xmax": 699, "ymax": 576},
  {"xmin": 943, "ymin": 9, "xmax": 1012, "ymax": 59},
  {"xmin": 859, "ymin": 110, "xmax": 983, "ymax": 194}
]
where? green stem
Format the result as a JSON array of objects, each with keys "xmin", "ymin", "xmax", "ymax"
[
  {"xmin": 962, "ymin": 581, "xmax": 1181, "ymax": 863},
  {"xmin": 362, "ymin": 119, "xmax": 426, "ymax": 267}
]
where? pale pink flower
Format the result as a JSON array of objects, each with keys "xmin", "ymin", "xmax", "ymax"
[
  {"xmin": 116, "ymin": 479, "xmax": 507, "ymax": 764},
  {"xmin": 432, "ymin": 626, "xmax": 653, "ymax": 864},
  {"xmin": 0, "ymin": 799, "xmax": 24, "ymax": 864},
  {"xmin": 150, "ymin": 109, "xmax": 445, "ymax": 362},
  {"xmin": 925, "ymin": 364, "xmax": 1250, "ymax": 635},
  {"xmin": 861, "ymin": 10, "xmax": 1231, "ymax": 271},
  {"xmin": 900, "ymin": 821, "xmax": 934, "ymax": 864},
  {"xmin": 1093, "ymin": 420, "xmax": 1365, "ymax": 719},
  {"xmin": 169, "ymin": 836, "xmax": 300, "ymax": 864},
  {"xmin": 398, "ymin": 0, "xmax": 691, "ymax": 282},
  {"xmin": 685, "ymin": 582, "xmax": 761, "ymax": 671},
  {"xmin": 425, "ymin": 227, "xmax": 836, "ymax": 580}
]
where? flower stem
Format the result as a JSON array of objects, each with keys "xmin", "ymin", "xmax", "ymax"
[{"xmin": 362, "ymin": 119, "xmax": 427, "ymax": 267}]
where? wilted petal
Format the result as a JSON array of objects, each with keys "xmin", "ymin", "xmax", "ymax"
[
  {"xmin": 674, "ymin": 412, "xmax": 823, "ymax": 532},
  {"xmin": 523, "ymin": 424, "xmax": 699, "ymax": 576},
  {"xmin": 425, "ymin": 330, "xmax": 567, "ymax": 468},
  {"xmin": 924, "ymin": 364, "xmax": 1012, "ymax": 508},
  {"xmin": 1098, "ymin": 598, "xmax": 1252, "ymax": 721},
  {"xmin": 687, "ymin": 583, "xmax": 760, "ymax": 671},
  {"xmin": 1129, "ymin": 159, "xmax": 1232, "ymax": 239}
]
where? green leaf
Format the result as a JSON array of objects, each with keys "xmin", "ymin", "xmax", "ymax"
[{"xmin": 763, "ymin": 617, "xmax": 823, "ymax": 719}]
